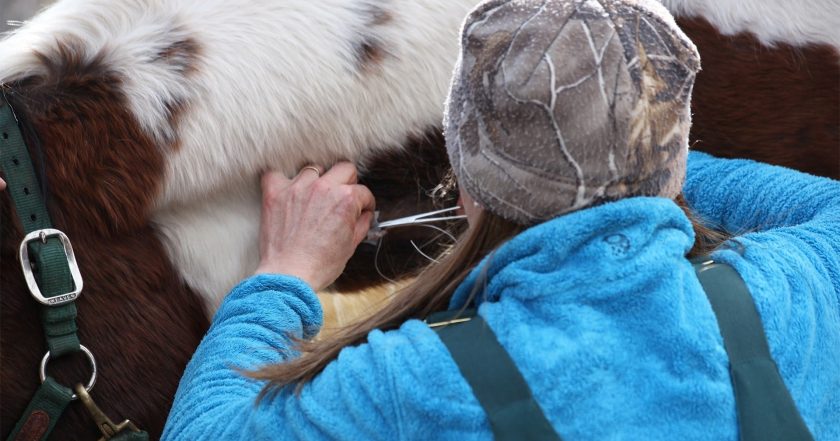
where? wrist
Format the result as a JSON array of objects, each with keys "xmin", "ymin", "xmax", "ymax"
[{"xmin": 254, "ymin": 261, "xmax": 321, "ymax": 291}]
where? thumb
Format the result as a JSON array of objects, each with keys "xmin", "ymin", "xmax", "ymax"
[{"xmin": 353, "ymin": 210, "xmax": 375, "ymax": 246}]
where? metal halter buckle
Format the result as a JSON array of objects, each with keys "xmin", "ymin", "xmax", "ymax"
[
  {"xmin": 39, "ymin": 345, "xmax": 97, "ymax": 401},
  {"xmin": 19, "ymin": 228, "xmax": 84, "ymax": 306}
]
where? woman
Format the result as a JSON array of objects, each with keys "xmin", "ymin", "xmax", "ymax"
[{"xmin": 163, "ymin": 0, "xmax": 840, "ymax": 439}]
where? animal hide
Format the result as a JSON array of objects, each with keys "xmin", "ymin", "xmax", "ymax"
[{"xmin": 665, "ymin": 0, "xmax": 840, "ymax": 178}]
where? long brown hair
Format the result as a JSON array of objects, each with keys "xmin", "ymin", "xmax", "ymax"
[{"xmin": 249, "ymin": 193, "xmax": 726, "ymax": 394}]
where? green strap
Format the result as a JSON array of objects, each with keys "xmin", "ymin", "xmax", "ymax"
[
  {"xmin": 2, "ymin": 96, "xmax": 82, "ymax": 441},
  {"xmin": 694, "ymin": 261, "xmax": 813, "ymax": 441},
  {"xmin": 428, "ymin": 309, "xmax": 562, "ymax": 441},
  {"xmin": 6, "ymin": 378, "xmax": 73, "ymax": 441},
  {"xmin": 111, "ymin": 430, "xmax": 150, "ymax": 441},
  {"xmin": 429, "ymin": 261, "xmax": 814, "ymax": 441},
  {"xmin": 0, "ymin": 98, "xmax": 80, "ymax": 358}
]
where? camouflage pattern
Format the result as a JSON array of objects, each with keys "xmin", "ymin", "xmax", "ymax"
[{"xmin": 445, "ymin": 0, "xmax": 700, "ymax": 225}]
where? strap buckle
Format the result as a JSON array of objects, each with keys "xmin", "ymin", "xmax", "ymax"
[
  {"xmin": 75, "ymin": 384, "xmax": 142, "ymax": 441},
  {"xmin": 19, "ymin": 228, "xmax": 84, "ymax": 305}
]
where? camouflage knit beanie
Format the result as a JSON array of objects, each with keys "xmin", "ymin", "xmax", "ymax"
[{"xmin": 444, "ymin": 0, "xmax": 701, "ymax": 225}]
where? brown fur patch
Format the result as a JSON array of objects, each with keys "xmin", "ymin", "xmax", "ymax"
[
  {"xmin": 369, "ymin": 7, "xmax": 393, "ymax": 26},
  {"xmin": 11, "ymin": 40, "xmax": 163, "ymax": 234},
  {"xmin": 355, "ymin": 3, "xmax": 393, "ymax": 72},
  {"xmin": 158, "ymin": 37, "xmax": 200, "ymax": 148},
  {"xmin": 155, "ymin": 38, "xmax": 201, "ymax": 76},
  {"xmin": 358, "ymin": 39, "xmax": 387, "ymax": 69},
  {"xmin": 676, "ymin": 17, "xmax": 840, "ymax": 179},
  {"xmin": 1, "ymin": 40, "xmax": 208, "ymax": 439}
]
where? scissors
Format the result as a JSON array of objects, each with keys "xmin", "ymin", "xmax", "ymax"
[{"xmin": 365, "ymin": 206, "xmax": 466, "ymax": 244}]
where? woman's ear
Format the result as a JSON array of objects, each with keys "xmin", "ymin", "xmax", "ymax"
[{"xmin": 458, "ymin": 186, "xmax": 483, "ymax": 226}]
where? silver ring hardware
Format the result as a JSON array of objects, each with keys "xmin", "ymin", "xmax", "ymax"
[
  {"xmin": 19, "ymin": 228, "xmax": 84, "ymax": 306},
  {"xmin": 39, "ymin": 345, "xmax": 97, "ymax": 401}
]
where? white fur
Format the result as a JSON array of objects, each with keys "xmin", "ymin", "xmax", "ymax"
[
  {"xmin": 152, "ymin": 185, "xmax": 262, "ymax": 316},
  {"xmin": 1, "ymin": 0, "xmax": 480, "ymax": 312},
  {"xmin": 659, "ymin": 0, "xmax": 840, "ymax": 49}
]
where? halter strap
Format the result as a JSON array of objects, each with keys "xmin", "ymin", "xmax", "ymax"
[
  {"xmin": 2, "ymin": 94, "xmax": 149, "ymax": 441},
  {"xmin": 0, "ymin": 95, "xmax": 81, "ymax": 357}
]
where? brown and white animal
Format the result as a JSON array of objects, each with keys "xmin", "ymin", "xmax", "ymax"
[
  {"xmin": 1, "ymin": 0, "xmax": 837, "ymax": 439},
  {"xmin": 1, "ymin": 0, "xmax": 476, "ymax": 438}
]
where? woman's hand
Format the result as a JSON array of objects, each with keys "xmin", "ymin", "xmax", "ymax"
[{"xmin": 255, "ymin": 162, "xmax": 375, "ymax": 291}]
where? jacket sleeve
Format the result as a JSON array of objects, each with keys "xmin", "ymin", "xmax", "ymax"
[
  {"xmin": 683, "ymin": 151, "xmax": 840, "ymax": 236},
  {"xmin": 683, "ymin": 150, "xmax": 840, "ymax": 300},
  {"xmin": 161, "ymin": 274, "xmax": 403, "ymax": 440},
  {"xmin": 683, "ymin": 151, "xmax": 840, "ymax": 296},
  {"xmin": 162, "ymin": 273, "xmax": 488, "ymax": 440},
  {"xmin": 683, "ymin": 151, "xmax": 840, "ymax": 438}
]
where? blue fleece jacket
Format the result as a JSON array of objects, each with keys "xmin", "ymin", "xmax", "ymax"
[{"xmin": 163, "ymin": 152, "xmax": 840, "ymax": 440}]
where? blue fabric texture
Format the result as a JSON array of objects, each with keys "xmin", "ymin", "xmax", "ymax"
[{"xmin": 163, "ymin": 152, "xmax": 840, "ymax": 440}]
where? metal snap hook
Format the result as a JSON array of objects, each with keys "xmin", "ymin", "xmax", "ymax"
[{"xmin": 75, "ymin": 383, "xmax": 142, "ymax": 440}]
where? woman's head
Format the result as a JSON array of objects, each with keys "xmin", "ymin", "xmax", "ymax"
[{"xmin": 445, "ymin": 0, "xmax": 701, "ymax": 226}]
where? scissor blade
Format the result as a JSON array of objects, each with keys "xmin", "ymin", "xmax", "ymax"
[{"xmin": 376, "ymin": 206, "xmax": 463, "ymax": 229}]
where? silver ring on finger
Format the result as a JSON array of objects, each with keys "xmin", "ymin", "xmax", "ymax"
[{"xmin": 301, "ymin": 165, "xmax": 322, "ymax": 177}]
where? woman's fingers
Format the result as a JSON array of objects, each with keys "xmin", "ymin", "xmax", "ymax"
[
  {"xmin": 293, "ymin": 165, "xmax": 324, "ymax": 186},
  {"xmin": 352, "ymin": 184, "xmax": 376, "ymax": 214},
  {"xmin": 254, "ymin": 161, "xmax": 376, "ymax": 290},
  {"xmin": 322, "ymin": 162, "xmax": 358, "ymax": 185}
]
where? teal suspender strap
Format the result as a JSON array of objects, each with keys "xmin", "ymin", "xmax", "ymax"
[
  {"xmin": 693, "ymin": 261, "xmax": 813, "ymax": 441},
  {"xmin": 428, "ymin": 309, "xmax": 562, "ymax": 441},
  {"xmin": 428, "ymin": 260, "xmax": 813, "ymax": 441}
]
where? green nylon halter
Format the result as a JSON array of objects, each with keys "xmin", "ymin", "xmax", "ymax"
[
  {"xmin": 0, "ymin": 96, "xmax": 80, "ymax": 358},
  {"xmin": 1, "ymin": 95, "xmax": 148, "ymax": 441}
]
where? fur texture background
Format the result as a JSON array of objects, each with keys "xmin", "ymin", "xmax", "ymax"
[
  {"xmin": 662, "ymin": 0, "xmax": 840, "ymax": 48},
  {"xmin": 680, "ymin": 17, "xmax": 839, "ymax": 178}
]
